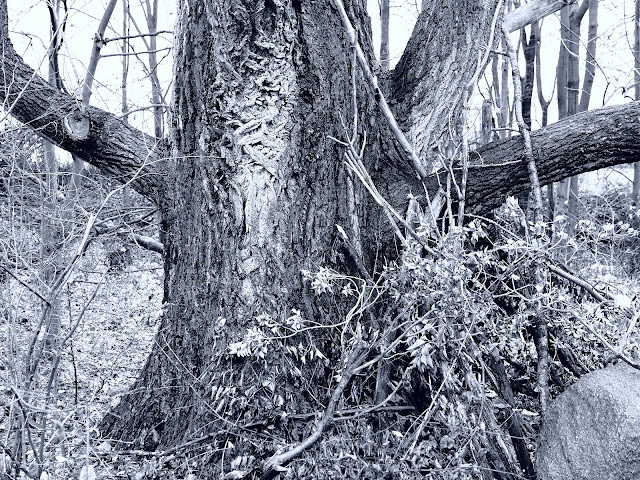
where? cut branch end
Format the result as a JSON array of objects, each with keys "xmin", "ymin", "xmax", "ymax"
[{"xmin": 64, "ymin": 111, "xmax": 91, "ymax": 141}]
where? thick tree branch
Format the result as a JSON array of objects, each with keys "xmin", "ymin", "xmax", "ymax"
[
  {"xmin": 461, "ymin": 102, "xmax": 640, "ymax": 215},
  {"xmin": 387, "ymin": 0, "xmax": 572, "ymax": 168},
  {"xmin": 0, "ymin": 3, "xmax": 167, "ymax": 202},
  {"xmin": 389, "ymin": 1, "xmax": 501, "ymax": 163},
  {"xmin": 384, "ymin": 102, "xmax": 640, "ymax": 218},
  {"xmin": 503, "ymin": 0, "xmax": 577, "ymax": 32}
]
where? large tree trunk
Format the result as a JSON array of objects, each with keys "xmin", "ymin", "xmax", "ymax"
[
  {"xmin": 100, "ymin": 0, "xmax": 504, "ymax": 473},
  {"xmin": 102, "ymin": 0, "xmax": 382, "ymax": 463}
]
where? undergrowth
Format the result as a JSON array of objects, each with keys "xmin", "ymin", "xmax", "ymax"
[{"xmin": 2, "ymin": 135, "xmax": 639, "ymax": 480}]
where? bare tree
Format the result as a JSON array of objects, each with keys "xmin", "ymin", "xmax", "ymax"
[
  {"xmin": 534, "ymin": 19, "xmax": 557, "ymax": 221},
  {"xmin": 70, "ymin": 0, "xmax": 118, "ymax": 192},
  {"xmin": 556, "ymin": 0, "xmax": 598, "ymax": 235},
  {"xmin": 379, "ymin": 0, "xmax": 390, "ymax": 71},
  {"xmin": 634, "ymin": 0, "xmax": 640, "ymax": 205}
]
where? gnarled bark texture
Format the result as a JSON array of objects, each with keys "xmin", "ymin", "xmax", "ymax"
[
  {"xmin": 390, "ymin": 0, "xmax": 501, "ymax": 163},
  {"xmin": 102, "ymin": 0, "xmax": 386, "ymax": 472},
  {"xmin": 99, "ymin": 0, "xmax": 504, "ymax": 475}
]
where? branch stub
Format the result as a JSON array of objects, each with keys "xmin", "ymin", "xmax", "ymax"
[{"xmin": 64, "ymin": 111, "xmax": 90, "ymax": 141}]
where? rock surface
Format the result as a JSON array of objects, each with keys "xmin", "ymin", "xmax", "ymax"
[{"xmin": 536, "ymin": 362, "xmax": 640, "ymax": 480}]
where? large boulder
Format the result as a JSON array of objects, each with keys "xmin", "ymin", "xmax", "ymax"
[{"xmin": 536, "ymin": 362, "xmax": 640, "ymax": 480}]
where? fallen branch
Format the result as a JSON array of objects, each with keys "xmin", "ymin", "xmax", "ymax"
[
  {"xmin": 260, "ymin": 341, "xmax": 366, "ymax": 478},
  {"xmin": 546, "ymin": 262, "xmax": 636, "ymax": 320},
  {"xmin": 547, "ymin": 262, "xmax": 609, "ymax": 304},
  {"xmin": 551, "ymin": 307, "xmax": 640, "ymax": 370}
]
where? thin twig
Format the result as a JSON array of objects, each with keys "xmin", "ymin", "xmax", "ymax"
[
  {"xmin": 103, "ymin": 30, "xmax": 173, "ymax": 43},
  {"xmin": 502, "ymin": 23, "xmax": 549, "ymax": 413},
  {"xmin": 330, "ymin": 0, "xmax": 428, "ymax": 178},
  {"xmin": 100, "ymin": 47, "xmax": 171, "ymax": 58},
  {"xmin": 116, "ymin": 104, "xmax": 169, "ymax": 118},
  {"xmin": 0, "ymin": 264, "xmax": 50, "ymax": 305}
]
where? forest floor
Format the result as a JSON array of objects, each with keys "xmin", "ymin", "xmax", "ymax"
[
  {"xmin": 0, "ymin": 236, "xmax": 163, "ymax": 479},
  {"xmin": 2, "ymin": 166, "xmax": 640, "ymax": 479}
]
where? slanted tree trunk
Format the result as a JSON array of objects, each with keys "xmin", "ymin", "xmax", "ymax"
[
  {"xmin": 491, "ymin": 34, "xmax": 512, "ymax": 140},
  {"xmin": 41, "ymin": 0, "xmax": 63, "ymax": 371},
  {"xmin": 516, "ymin": 21, "xmax": 538, "ymax": 209},
  {"xmin": 578, "ymin": 0, "xmax": 598, "ymax": 113}
]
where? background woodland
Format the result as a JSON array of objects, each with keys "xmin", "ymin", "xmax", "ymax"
[{"xmin": 2, "ymin": 0, "xmax": 640, "ymax": 479}]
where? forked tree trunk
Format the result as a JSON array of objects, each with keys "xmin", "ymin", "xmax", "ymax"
[{"xmin": 100, "ymin": 0, "xmax": 501, "ymax": 472}]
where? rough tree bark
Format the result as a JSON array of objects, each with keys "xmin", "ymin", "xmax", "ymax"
[
  {"xmin": 390, "ymin": 0, "xmax": 502, "ymax": 161},
  {"xmin": 1, "ymin": 0, "xmax": 640, "ymax": 477}
]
